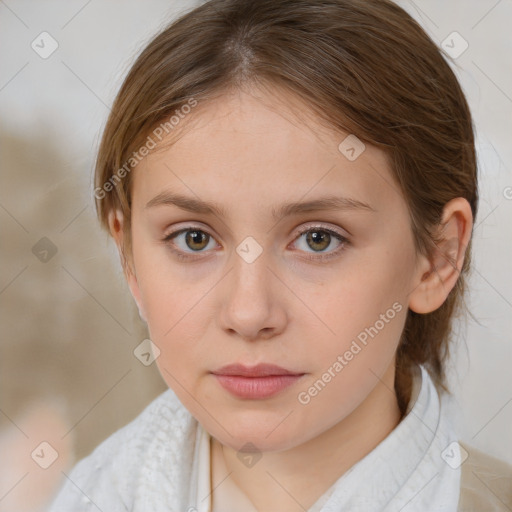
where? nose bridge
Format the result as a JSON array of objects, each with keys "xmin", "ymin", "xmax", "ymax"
[
  {"xmin": 230, "ymin": 234, "xmax": 271, "ymax": 302},
  {"xmin": 218, "ymin": 234, "xmax": 285, "ymax": 340}
]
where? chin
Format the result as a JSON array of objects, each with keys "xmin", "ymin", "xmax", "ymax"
[
  {"xmin": 205, "ymin": 409, "xmax": 310, "ymax": 453},
  {"xmin": 218, "ymin": 430, "xmax": 298, "ymax": 453}
]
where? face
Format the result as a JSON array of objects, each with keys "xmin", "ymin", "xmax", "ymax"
[{"xmin": 124, "ymin": 86, "xmax": 423, "ymax": 453}]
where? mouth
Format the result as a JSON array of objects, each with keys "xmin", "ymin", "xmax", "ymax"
[{"xmin": 211, "ymin": 363, "xmax": 306, "ymax": 399}]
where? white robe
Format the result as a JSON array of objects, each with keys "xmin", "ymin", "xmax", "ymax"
[{"xmin": 48, "ymin": 364, "xmax": 466, "ymax": 512}]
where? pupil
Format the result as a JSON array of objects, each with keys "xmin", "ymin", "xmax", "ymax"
[
  {"xmin": 187, "ymin": 230, "xmax": 207, "ymax": 250},
  {"xmin": 307, "ymin": 230, "xmax": 330, "ymax": 251}
]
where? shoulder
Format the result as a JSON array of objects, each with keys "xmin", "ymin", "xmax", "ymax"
[
  {"xmin": 48, "ymin": 388, "xmax": 195, "ymax": 512},
  {"xmin": 458, "ymin": 441, "xmax": 512, "ymax": 512}
]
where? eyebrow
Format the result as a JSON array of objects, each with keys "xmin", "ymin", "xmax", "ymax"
[{"xmin": 144, "ymin": 191, "xmax": 375, "ymax": 220}]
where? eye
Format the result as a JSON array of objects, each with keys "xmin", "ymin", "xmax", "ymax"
[
  {"xmin": 291, "ymin": 225, "xmax": 348, "ymax": 261},
  {"xmin": 163, "ymin": 227, "xmax": 218, "ymax": 260},
  {"xmin": 163, "ymin": 224, "xmax": 349, "ymax": 262}
]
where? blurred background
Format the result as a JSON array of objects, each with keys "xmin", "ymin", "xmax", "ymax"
[{"xmin": 0, "ymin": 1, "xmax": 511, "ymax": 510}]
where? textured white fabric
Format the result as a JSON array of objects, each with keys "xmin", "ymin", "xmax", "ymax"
[
  {"xmin": 48, "ymin": 364, "xmax": 461, "ymax": 512},
  {"xmin": 48, "ymin": 387, "xmax": 198, "ymax": 512}
]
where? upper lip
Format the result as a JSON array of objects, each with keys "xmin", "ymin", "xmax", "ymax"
[{"xmin": 212, "ymin": 363, "xmax": 303, "ymax": 377}]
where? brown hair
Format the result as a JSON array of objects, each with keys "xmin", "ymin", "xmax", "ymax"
[{"xmin": 94, "ymin": 0, "xmax": 478, "ymax": 414}]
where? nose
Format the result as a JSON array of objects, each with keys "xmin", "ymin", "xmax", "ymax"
[{"xmin": 218, "ymin": 245, "xmax": 287, "ymax": 342}]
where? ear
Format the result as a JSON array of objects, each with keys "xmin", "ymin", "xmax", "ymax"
[
  {"xmin": 408, "ymin": 198, "xmax": 473, "ymax": 314},
  {"xmin": 107, "ymin": 209, "xmax": 147, "ymax": 323}
]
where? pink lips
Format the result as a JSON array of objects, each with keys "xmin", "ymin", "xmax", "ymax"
[{"xmin": 212, "ymin": 363, "xmax": 305, "ymax": 399}]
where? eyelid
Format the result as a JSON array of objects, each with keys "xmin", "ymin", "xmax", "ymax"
[
  {"xmin": 290, "ymin": 222, "xmax": 349, "ymax": 241},
  {"xmin": 162, "ymin": 221, "xmax": 219, "ymax": 243}
]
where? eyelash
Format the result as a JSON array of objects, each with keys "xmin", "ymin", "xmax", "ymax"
[{"xmin": 162, "ymin": 225, "xmax": 349, "ymax": 262}]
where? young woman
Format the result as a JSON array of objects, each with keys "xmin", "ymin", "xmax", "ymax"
[{"xmin": 49, "ymin": 0, "xmax": 512, "ymax": 510}]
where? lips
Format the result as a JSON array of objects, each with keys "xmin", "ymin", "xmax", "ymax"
[
  {"xmin": 212, "ymin": 363, "xmax": 302, "ymax": 377},
  {"xmin": 211, "ymin": 363, "xmax": 305, "ymax": 399}
]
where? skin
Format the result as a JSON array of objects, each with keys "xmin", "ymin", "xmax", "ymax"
[{"xmin": 109, "ymin": 85, "xmax": 473, "ymax": 511}]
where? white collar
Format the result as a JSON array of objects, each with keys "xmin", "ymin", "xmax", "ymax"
[{"xmin": 189, "ymin": 365, "xmax": 461, "ymax": 511}]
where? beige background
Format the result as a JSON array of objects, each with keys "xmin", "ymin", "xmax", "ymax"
[{"xmin": 0, "ymin": 1, "xmax": 511, "ymax": 510}]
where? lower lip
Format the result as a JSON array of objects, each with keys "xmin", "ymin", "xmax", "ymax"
[{"xmin": 213, "ymin": 374, "xmax": 304, "ymax": 399}]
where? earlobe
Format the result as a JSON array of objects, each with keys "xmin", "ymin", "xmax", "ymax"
[
  {"xmin": 408, "ymin": 198, "xmax": 473, "ymax": 314},
  {"xmin": 107, "ymin": 209, "xmax": 147, "ymax": 323},
  {"xmin": 107, "ymin": 209, "xmax": 130, "ymax": 274},
  {"xmin": 107, "ymin": 209, "xmax": 124, "ymax": 254}
]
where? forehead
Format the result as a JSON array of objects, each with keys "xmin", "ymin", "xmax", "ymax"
[{"xmin": 131, "ymin": 86, "xmax": 402, "ymax": 219}]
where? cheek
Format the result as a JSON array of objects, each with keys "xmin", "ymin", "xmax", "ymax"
[
  {"xmin": 139, "ymin": 269, "xmax": 208, "ymax": 354},
  {"xmin": 296, "ymin": 244, "xmax": 413, "ymax": 387},
  {"xmin": 131, "ymin": 226, "xmax": 201, "ymax": 332},
  {"xmin": 129, "ymin": 237, "xmax": 207, "ymax": 380},
  {"xmin": 294, "ymin": 281, "xmax": 407, "ymax": 426},
  {"xmin": 307, "ymin": 260, "xmax": 410, "ymax": 345}
]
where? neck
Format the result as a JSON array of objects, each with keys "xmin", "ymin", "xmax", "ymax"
[{"xmin": 212, "ymin": 361, "xmax": 402, "ymax": 512}]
